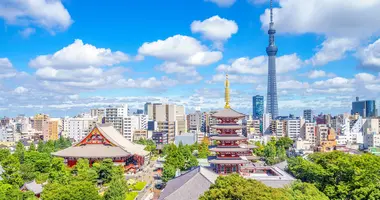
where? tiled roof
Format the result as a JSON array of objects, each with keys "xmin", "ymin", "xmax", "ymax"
[
  {"xmin": 209, "ymin": 159, "xmax": 249, "ymax": 164},
  {"xmin": 96, "ymin": 124, "xmax": 150, "ymax": 156},
  {"xmin": 52, "ymin": 144, "xmax": 130, "ymax": 158},
  {"xmin": 159, "ymin": 167, "xmax": 218, "ymax": 200},
  {"xmin": 210, "ymin": 136, "xmax": 247, "ymax": 140},
  {"xmin": 212, "ymin": 124, "xmax": 244, "ymax": 129},
  {"xmin": 22, "ymin": 180, "xmax": 43, "ymax": 194},
  {"xmin": 210, "ymin": 147, "xmax": 250, "ymax": 152},
  {"xmin": 211, "ymin": 108, "xmax": 246, "ymax": 118}
]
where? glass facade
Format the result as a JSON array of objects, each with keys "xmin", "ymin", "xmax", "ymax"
[
  {"xmin": 252, "ymin": 95, "xmax": 264, "ymax": 119},
  {"xmin": 351, "ymin": 99, "xmax": 377, "ymax": 117}
]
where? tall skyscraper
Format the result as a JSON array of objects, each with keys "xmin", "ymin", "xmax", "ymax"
[
  {"xmin": 252, "ymin": 95, "xmax": 264, "ymax": 119},
  {"xmin": 266, "ymin": 0, "xmax": 279, "ymax": 119},
  {"xmin": 351, "ymin": 97, "xmax": 377, "ymax": 118}
]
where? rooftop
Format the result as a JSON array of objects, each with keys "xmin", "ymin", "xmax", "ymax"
[
  {"xmin": 210, "ymin": 147, "xmax": 250, "ymax": 152},
  {"xmin": 21, "ymin": 180, "xmax": 43, "ymax": 195},
  {"xmin": 211, "ymin": 108, "xmax": 245, "ymax": 118},
  {"xmin": 52, "ymin": 145, "xmax": 130, "ymax": 158},
  {"xmin": 159, "ymin": 166, "xmax": 218, "ymax": 200}
]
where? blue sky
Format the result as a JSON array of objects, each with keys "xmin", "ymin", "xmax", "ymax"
[{"xmin": 0, "ymin": 0, "xmax": 380, "ymax": 117}]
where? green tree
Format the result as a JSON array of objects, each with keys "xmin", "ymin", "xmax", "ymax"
[
  {"xmin": 73, "ymin": 159, "xmax": 97, "ymax": 183},
  {"xmin": 1, "ymin": 155, "xmax": 24, "ymax": 187},
  {"xmin": 162, "ymin": 164, "xmax": 176, "ymax": 183},
  {"xmin": 20, "ymin": 162, "xmax": 36, "ymax": 181},
  {"xmin": 104, "ymin": 176, "xmax": 128, "ymax": 200},
  {"xmin": 200, "ymin": 174, "xmax": 291, "ymax": 200},
  {"xmin": 41, "ymin": 181, "xmax": 101, "ymax": 200},
  {"xmin": 288, "ymin": 151, "xmax": 380, "ymax": 200},
  {"xmin": 37, "ymin": 140, "xmax": 44, "ymax": 152},
  {"xmin": 0, "ymin": 182, "xmax": 36, "ymax": 200},
  {"xmin": 14, "ymin": 141, "xmax": 26, "ymax": 163},
  {"xmin": 289, "ymin": 181, "xmax": 329, "ymax": 200},
  {"xmin": 276, "ymin": 137, "xmax": 294, "ymax": 149},
  {"xmin": 28, "ymin": 142, "xmax": 36, "ymax": 152},
  {"xmin": 0, "ymin": 149, "xmax": 10, "ymax": 162},
  {"xmin": 253, "ymin": 141, "xmax": 265, "ymax": 157}
]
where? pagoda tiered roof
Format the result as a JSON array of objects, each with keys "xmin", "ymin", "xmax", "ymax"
[
  {"xmin": 209, "ymin": 159, "xmax": 249, "ymax": 164},
  {"xmin": 210, "ymin": 147, "xmax": 250, "ymax": 152},
  {"xmin": 211, "ymin": 108, "xmax": 245, "ymax": 118},
  {"xmin": 210, "ymin": 135, "xmax": 247, "ymax": 141},
  {"xmin": 212, "ymin": 124, "xmax": 244, "ymax": 129}
]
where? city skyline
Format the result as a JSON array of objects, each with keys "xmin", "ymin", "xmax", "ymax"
[{"xmin": 1, "ymin": 0, "xmax": 380, "ymax": 117}]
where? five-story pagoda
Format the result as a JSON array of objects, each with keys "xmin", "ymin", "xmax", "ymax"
[{"xmin": 209, "ymin": 75, "xmax": 253, "ymax": 174}]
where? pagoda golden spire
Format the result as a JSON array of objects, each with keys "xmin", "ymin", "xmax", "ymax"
[{"xmin": 224, "ymin": 74, "xmax": 231, "ymax": 109}]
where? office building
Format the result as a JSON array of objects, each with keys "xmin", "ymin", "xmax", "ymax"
[
  {"xmin": 144, "ymin": 103, "xmax": 186, "ymax": 142},
  {"xmin": 303, "ymin": 109, "xmax": 313, "ymax": 122},
  {"xmin": 152, "ymin": 132, "xmax": 168, "ymax": 145},
  {"xmin": 187, "ymin": 111, "xmax": 209, "ymax": 132},
  {"xmin": 252, "ymin": 95, "xmax": 264, "ymax": 119},
  {"xmin": 351, "ymin": 97, "xmax": 377, "ymax": 118},
  {"xmin": 271, "ymin": 120, "xmax": 285, "ymax": 137},
  {"xmin": 301, "ymin": 122, "xmax": 316, "ymax": 147}
]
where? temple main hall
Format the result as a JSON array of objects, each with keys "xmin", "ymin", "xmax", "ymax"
[{"xmin": 52, "ymin": 123, "xmax": 150, "ymax": 171}]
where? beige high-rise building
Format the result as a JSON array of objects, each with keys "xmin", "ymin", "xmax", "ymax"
[
  {"xmin": 301, "ymin": 122, "xmax": 316, "ymax": 146},
  {"xmin": 33, "ymin": 114, "xmax": 49, "ymax": 140},
  {"xmin": 144, "ymin": 103, "xmax": 186, "ymax": 142},
  {"xmin": 48, "ymin": 118, "xmax": 61, "ymax": 141},
  {"xmin": 271, "ymin": 120, "xmax": 285, "ymax": 137}
]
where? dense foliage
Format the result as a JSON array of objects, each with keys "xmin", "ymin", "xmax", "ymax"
[
  {"xmin": 287, "ymin": 151, "xmax": 380, "ymax": 200},
  {"xmin": 200, "ymin": 174, "xmax": 328, "ymax": 200},
  {"xmin": 135, "ymin": 138, "xmax": 157, "ymax": 153},
  {"xmin": 253, "ymin": 137, "xmax": 293, "ymax": 165},
  {"xmin": 0, "ymin": 139, "xmax": 137, "ymax": 200},
  {"xmin": 162, "ymin": 142, "xmax": 199, "ymax": 182}
]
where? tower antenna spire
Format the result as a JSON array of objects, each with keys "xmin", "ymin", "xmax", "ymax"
[
  {"xmin": 224, "ymin": 73, "xmax": 231, "ymax": 109},
  {"xmin": 270, "ymin": 0, "xmax": 273, "ymax": 25}
]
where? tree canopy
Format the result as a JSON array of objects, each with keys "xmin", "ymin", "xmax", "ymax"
[
  {"xmin": 287, "ymin": 151, "xmax": 380, "ymax": 200},
  {"xmin": 200, "ymin": 174, "xmax": 328, "ymax": 200}
]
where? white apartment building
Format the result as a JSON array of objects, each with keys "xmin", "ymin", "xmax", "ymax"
[
  {"xmin": 363, "ymin": 118, "xmax": 380, "ymax": 148},
  {"xmin": 105, "ymin": 104, "xmax": 128, "ymax": 134},
  {"xmin": 122, "ymin": 115, "xmax": 148, "ymax": 141},
  {"xmin": 65, "ymin": 117, "xmax": 97, "ymax": 141},
  {"xmin": 338, "ymin": 116, "xmax": 365, "ymax": 145},
  {"xmin": 263, "ymin": 113, "xmax": 272, "ymax": 134},
  {"xmin": 0, "ymin": 126, "xmax": 16, "ymax": 142},
  {"xmin": 285, "ymin": 119, "xmax": 305, "ymax": 140}
]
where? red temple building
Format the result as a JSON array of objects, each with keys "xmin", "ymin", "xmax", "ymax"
[
  {"xmin": 52, "ymin": 123, "xmax": 150, "ymax": 171},
  {"xmin": 209, "ymin": 75, "xmax": 257, "ymax": 174}
]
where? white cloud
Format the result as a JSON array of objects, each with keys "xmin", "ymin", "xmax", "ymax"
[
  {"xmin": 29, "ymin": 39, "xmax": 130, "ymax": 69},
  {"xmin": 155, "ymin": 62, "xmax": 199, "ymax": 76},
  {"xmin": 278, "ymin": 80, "xmax": 309, "ymax": 89},
  {"xmin": 260, "ymin": 0, "xmax": 380, "ymax": 38},
  {"xmin": 19, "ymin": 27, "xmax": 36, "ymax": 38},
  {"xmin": 0, "ymin": 0, "xmax": 72, "ymax": 33},
  {"xmin": 358, "ymin": 39, "xmax": 380, "ymax": 69},
  {"xmin": 0, "ymin": 58, "xmax": 17, "ymax": 78},
  {"xmin": 0, "ymin": 58, "xmax": 12, "ymax": 69},
  {"xmin": 205, "ymin": 0, "xmax": 236, "ymax": 7},
  {"xmin": 138, "ymin": 35, "xmax": 222, "ymax": 66},
  {"xmin": 14, "ymin": 86, "xmax": 28, "ymax": 94},
  {"xmin": 216, "ymin": 53, "xmax": 302, "ymax": 75},
  {"xmin": 191, "ymin": 16, "xmax": 238, "ymax": 49},
  {"xmin": 313, "ymin": 77, "xmax": 354, "ymax": 89},
  {"xmin": 209, "ymin": 74, "xmax": 261, "ymax": 84},
  {"xmin": 307, "ymin": 37, "xmax": 359, "ymax": 66},
  {"xmin": 308, "ymin": 70, "xmax": 335, "ymax": 79}
]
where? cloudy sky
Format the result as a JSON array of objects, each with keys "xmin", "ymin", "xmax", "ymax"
[{"xmin": 1, "ymin": 0, "xmax": 380, "ymax": 117}]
